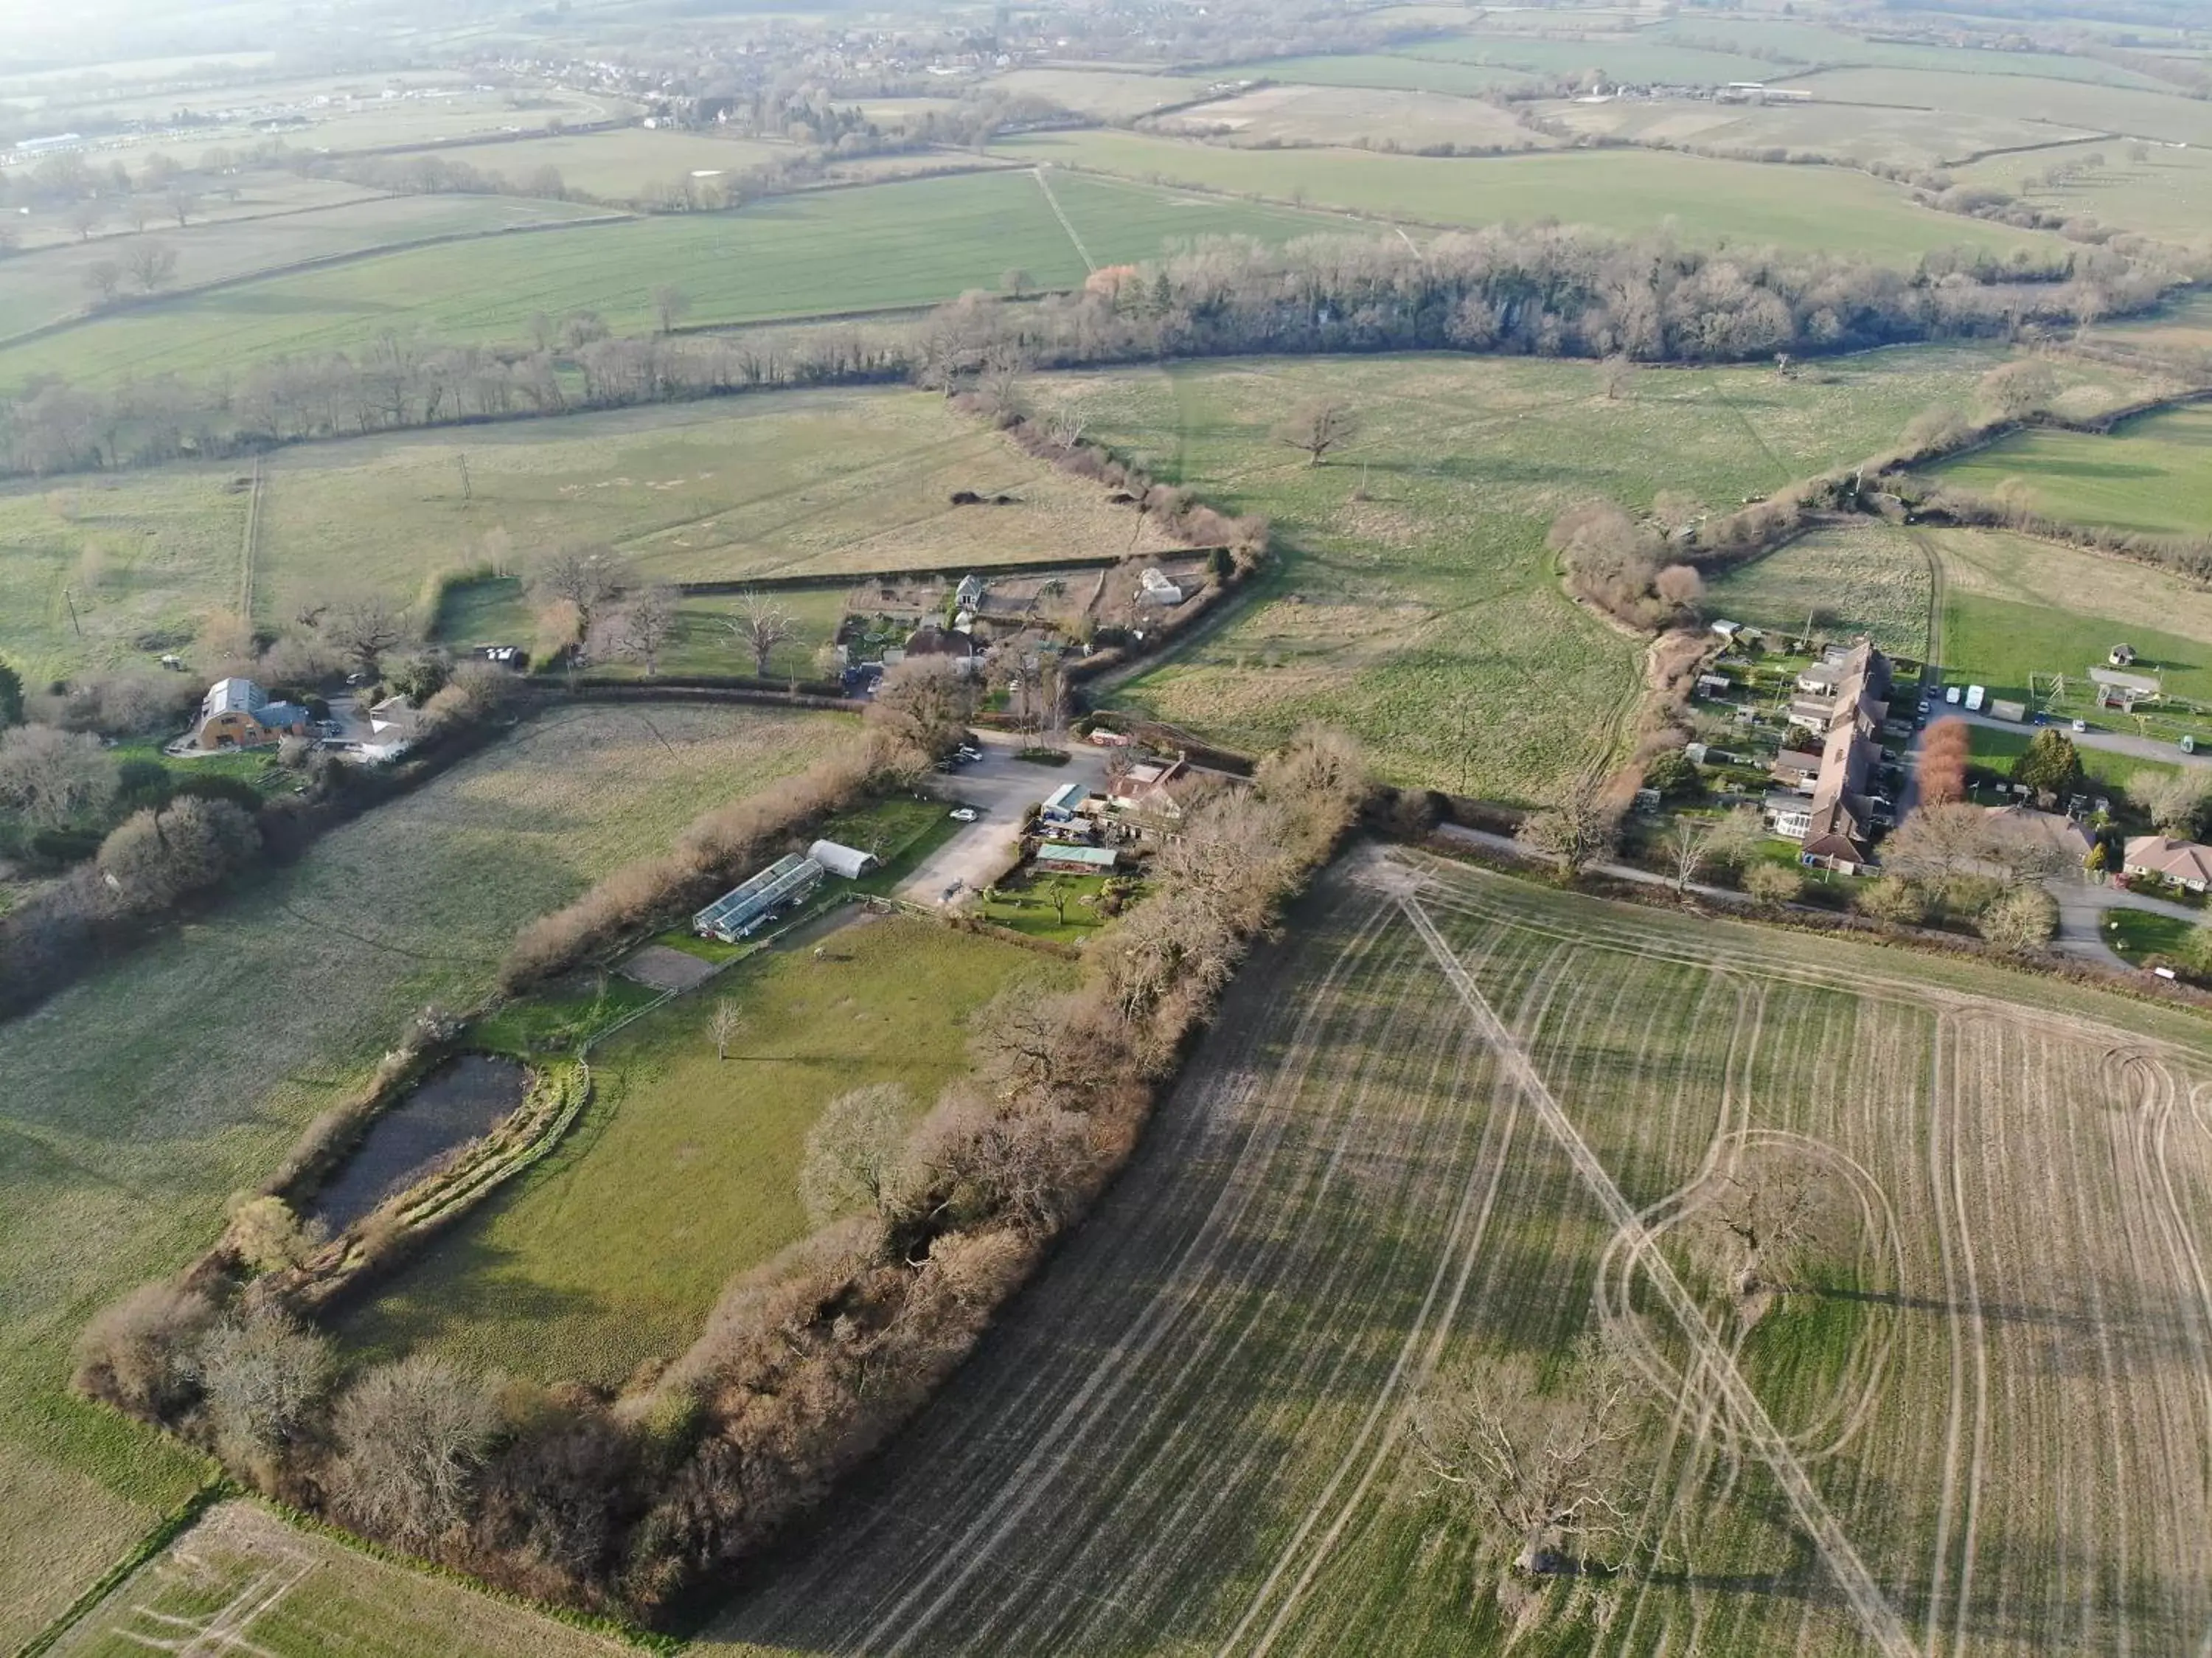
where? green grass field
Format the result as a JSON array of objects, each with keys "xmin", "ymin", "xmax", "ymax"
[
  {"xmin": 1647, "ymin": 15, "xmax": 2174, "ymax": 85},
  {"xmin": 0, "ymin": 701, "xmax": 844, "ymax": 1651},
  {"xmin": 1051, "ymin": 345, "xmax": 2028, "ymax": 798},
  {"xmin": 333, "ymin": 914, "xmax": 1062, "ymax": 1387},
  {"xmin": 0, "ymin": 192, "xmax": 611, "ymax": 342},
  {"xmin": 0, "ymin": 168, "xmax": 1357, "ymax": 391},
  {"xmin": 990, "ymin": 66, "xmax": 1220, "ymax": 117},
  {"xmin": 1705, "ymin": 524, "xmax": 1933, "ymax": 657},
  {"xmin": 998, "ymin": 130, "xmax": 2055, "ymax": 260},
  {"xmin": 700, "ymin": 853, "xmax": 2212, "ymax": 1656},
  {"xmin": 1394, "ymin": 30, "xmax": 1789, "ymax": 85},
  {"xmin": 52, "ymin": 1499, "xmax": 632, "ymax": 1658},
  {"xmin": 1147, "ymin": 83, "xmax": 1551, "ymax": 152},
  {"xmin": 1930, "ymin": 403, "xmax": 2212, "ymax": 538}
]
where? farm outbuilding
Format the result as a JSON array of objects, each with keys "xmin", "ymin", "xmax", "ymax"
[
  {"xmin": 1037, "ymin": 842, "xmax": 1119, "ymax": 873},
  {"xmin": 694, "ymin": 853, "xmax": 823, "ymax": 942},
  {"xmin": 807, "ymin": 839, "xmax": 878, "ymax": 880}
]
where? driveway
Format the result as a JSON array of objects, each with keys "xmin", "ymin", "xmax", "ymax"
[
  {"xmin": 2051, "ymin": 878, "xmax": 2204, "ymax": 965},
  {"xmin": 897, "ymin": 734, "xmax": 1113, "ymax": 909},
  {"xmin": 1940, "ymin": 708, "xmax": 2209, "ymax": 772}
]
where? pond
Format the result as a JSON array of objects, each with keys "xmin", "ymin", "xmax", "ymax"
[{"xmin": 306, "ymin": 1054, "xmax": 529, "ymax": 1232}]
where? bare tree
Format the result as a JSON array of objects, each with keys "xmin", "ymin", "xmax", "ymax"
[
  {"xmin": 83, "ymin": 260, "xmax": 124, "ymax": 304},
  {"xmin": 609, "ymin": 583, "xmax": 680, "ymax": 676},
  {"xmin": 98, "ymin": 797, "xmax": 258, "ymax": 912},
  {"xmin": 0, "ymin": 724, "xmax": 114, "ymax": 828},
  {"xmin": 197, "ymin": 1307, "xmax": 333, "ymax": 1467},
  {"xmin": 165, "ymin": 188, "xmax": 198, "ymax": 228},
  {"xmin": 799, "ymin": 1081, "xmax": 911, "ymax": 1227},
  {"xmin": 122, "ymin": 240, "xmax": 178, "ymax": 294},
  {"xmin": 651, "ymin": 284, "xmax": 692, "ymax": 334},
  {"xmin": 2132, "ymin": 769, "xmax": 2212, "ymax": 838},
  {"xmin": 328, "ymin": 1356, "xmax": 499, "ymax": 1547},
  {"xmin": 1514, "ymin": 780, "xmax": 1620, "ymax": 878},
  {"xmin": 323, "ymin": 594, "xmax": 409, "ymax": 678},
  {"xmin": 709, "ymin": 999, "xmax": 742, "ymax": 1061},
  {"xmin": 1979, "ymin": 358, "xmax": 2058, "ymax": 421},
  {"xmin": 868, "ymin": 655, "xmax": 973, "ymax": 756},
  {"xmin": 1273, "ymin": 400, "xmax": 1358, "ymax": 466},
  {"xmin": 1978, "ymin": 883, "xmax": 2057, "ymax": 954},
  {"xmin": 724, "ymin": 591, "xmax": 796, "ymax": 677},
  {"xmin": 1659, "ymin": 805, "xmax": 1761, "ymax": 893},
  {"xmin": 1597, "ymin": 353, "xmax": 1635, "ymax": 400},
  {"xmin": 532, "ymin": 547, "xmax": 625, "ymax": 641},
  {"xmin": 66, "ymin": 199, "xmax": 105, "ymax": 242},
  {"xmin": 72, "ymin": 1282, "xmax": 212, "ymax": 1418},
  {"xmin": 1410, "ymin": 1331, "xmax": 1646, "ymax": 1575},
  {"xmin": 1694, "ymin": 1149, "xmax": 1844, "ymax": 1297}
]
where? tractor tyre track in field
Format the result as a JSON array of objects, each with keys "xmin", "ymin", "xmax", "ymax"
[{"xmin": 1397, "ymin": 892, "xmax": 1918, "ymax": 1658}]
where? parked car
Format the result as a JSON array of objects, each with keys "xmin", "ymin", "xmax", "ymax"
[
  {"xmin": 949, "ymin": 807, "xmax": 979, "ymax": 822},
  {"xmin": 2072, "ymin": 718, "xmax": 2087, "ymax": 733}
]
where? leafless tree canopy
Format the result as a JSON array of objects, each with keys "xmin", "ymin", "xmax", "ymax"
[
  {"xmin": 1515, "ymin": 779, "xmax": 1621, "ymax": 878},
  {"xmin": 1273, "ymin": 400, "xmax": 1358, "ymax": 465},
  {"xmin": 0, "ymin": 724, "xmax": 114, "ymax": 829},
  {"xmin": 607, "ymin": 583, "xmax": 681, "ymax": 676},
  {"xmin": 323, "ymin": 594, "xmax": 410, "ymax": 678},
  {"xmin": 724, "ymin": 591, "xmax": 796, "ymax": 677},
  {"xmin": 709, "ymin": 999, "xmax": 742, "ymax": 1061},
  {"xmin": 197, "ymin": 1307, "xmax": 334, "ymax": 1466},
  {"xmin": 799, "ymin": 1082, "xmax": 912, "ymax": 1227},
  {"xmin": 867, "ymin": 656, "xmax": 973, "ymax": 756},
  {"xmin": 532, "ymin": 547, "xmax": 626, "ymax": 638},
  {"xmin": 1411, "ymin": 1332, "xmax": 1648, "ymax": 1575},
  {"xmin": 1692, "ymin": 1148, "xmax": 1847, "ymax": 1297},
  {"xmin": 328, "ymin": 1356, "xmax": 500, "ymax": 1547}
]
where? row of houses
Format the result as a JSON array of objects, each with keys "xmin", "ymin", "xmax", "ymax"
[{"xmin": 1764, "ymin": 640, "xmax": 1893, "ymax": 873}]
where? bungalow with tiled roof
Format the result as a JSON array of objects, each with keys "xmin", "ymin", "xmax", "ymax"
[{"xmin": 2124, "ymin": 835, "xmax": 2212, "ymax": 894}]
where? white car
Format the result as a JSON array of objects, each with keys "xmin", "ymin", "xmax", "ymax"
[{"xmin": 948, "ymin": 807, "xmax": 980, "ymax": 822}]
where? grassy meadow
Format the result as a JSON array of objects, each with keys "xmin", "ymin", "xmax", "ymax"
[
  {"xmin": 1049, "ymin": 344, "xmax": 2031, "ymax": 798},
  {"xmin": 1955, "ymin": 140, "xmax": 2212, "ymax": 245},
  {"xmin": 997, "ymin": 130, "xmax": 2056, "ymax": 260},
  {"xmin": 1930, "ymin": 403, "xmax": 2212, "ymax": 538},
  {"xmin": 702, "ymin": 855, "xmax": 2212, "ymax": 1657},
  {"xmin": 1209, "ymin": 52, "xmax": 1542, "ymax": 97},
  {"xmin": 0, "ymin": 703, "xmax": 845, "ymax": 1649},
  {"xmin": 1784, "ymin": 66, "xmax": 2212, "ymax": 150},
  {"xmin": 335, "ymin": 915, "xmax": 1061, "ymax": 1387},
  {"xmin": 0, "ymin": 168, "xmax": 1354, "ymax": 391},
  {"xmin": 0, "ymin": 390, "xmax": 1179, "ymax": 681},
  {"xmin": 401, "ymin": 128, "xmax": 791, "ymax": 199},
  {"xmin": 1536, "ymin": 94, "xmax": 2103, "ymax": 171},
  {"xmin": 1704, "ymin": 522, "xmax": 1933, "ymax": 657},
  {"xmin": 1147, "ymin": 83, "xmax": 1552, "ymax": 151}
]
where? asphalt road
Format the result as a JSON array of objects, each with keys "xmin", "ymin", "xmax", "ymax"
[{"xmin": 897, "ymin": 734, "xmax": 1113, "ymax": 909}]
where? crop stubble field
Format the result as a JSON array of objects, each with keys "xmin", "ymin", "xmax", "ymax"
[
  {"xmin": 52, "ymin": 1499, "xmax": 630, "ymax": 1658},
  {"xmin": 703, "ymin": 853, "xmax": 2212, "ymax": 1657},
  {"xmin": 0, "ymin": 703, "xmax": 846, "ymax": 1650}
]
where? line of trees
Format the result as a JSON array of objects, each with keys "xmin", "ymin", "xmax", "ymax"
[
  {"xmin": 2, "ymin": 222, "xmax": 2174, "ymax": 482},
  {"xmin": 77, "ymin": 726, "xmax": 1372, "ymax": 1620}
]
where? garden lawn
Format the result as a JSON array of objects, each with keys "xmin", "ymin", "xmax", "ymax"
[
  {"xmin": 1930, "ymin": 404, "xmax": 2212, "ymax": 539},
  {"xmin": 981, "ymin": 870, "xmax": 1117, "ymax": 942},
  {"xmin": 331, "ymin": 915, "xmax": 1064, "ymax": 1387},
  {"xmin": 996, "ymin": 129, "xmax": 2056, "ymax": 262},
  {"xmin": 2105, "ymin": 906, "xmax": 2197, "ymax": 963},
  {"xmin": 1045, "ymin": 345, "xmax": 2022, "ymax": 799},
  {"xmin": 0, "ymin": 701, "xmax": 844, "ymax": 1651},
  {"xmin": 1964, "ymin": 723, "xmax": 2174, "ymax": 795}
]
